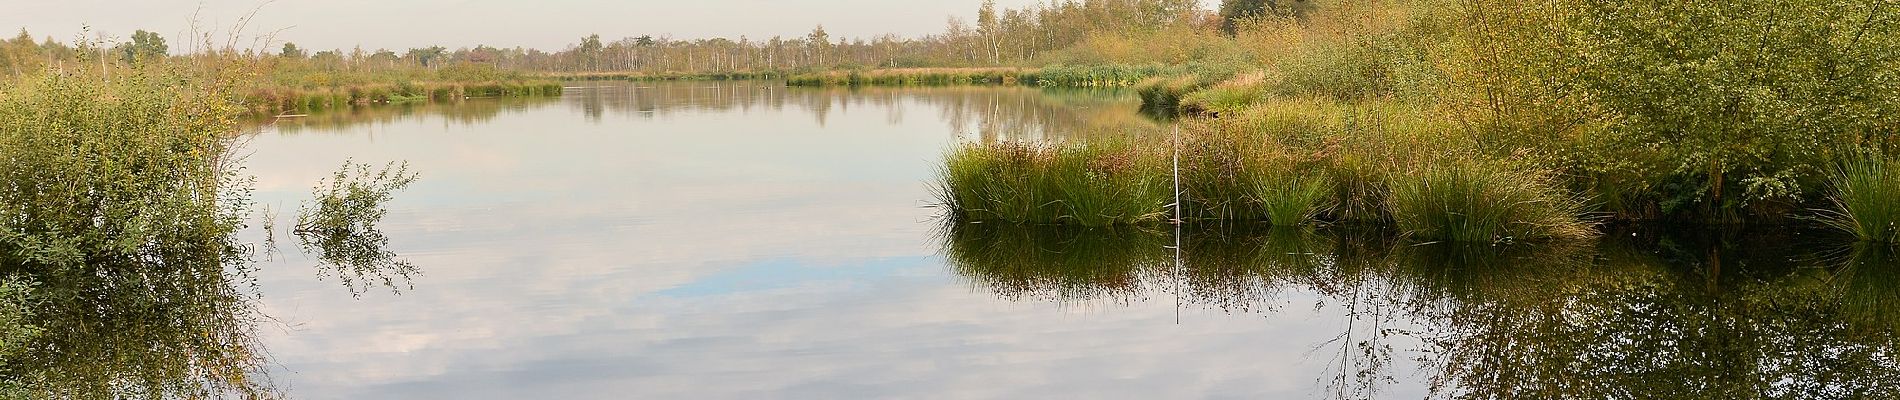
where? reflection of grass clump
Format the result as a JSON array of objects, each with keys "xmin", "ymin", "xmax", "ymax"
[
  {"xmin": 297, "ymin": 160, "xmax": 421, "ymax": 297},
  {"xmin": 940, "ymin": 222, "xmax": 1168, "ymax": 302}
]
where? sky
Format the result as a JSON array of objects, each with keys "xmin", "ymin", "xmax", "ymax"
[{"xmin": 1, "ymin": 0, "xmax": 1051, "ymax": 53}]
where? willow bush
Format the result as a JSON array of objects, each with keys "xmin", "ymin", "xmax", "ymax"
[{"xmin": 0, "ymin": 69, "xmax": 274, "ymax": 398}]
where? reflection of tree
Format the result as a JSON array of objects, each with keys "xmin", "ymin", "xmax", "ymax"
[
  {"xmin": 939, "ymin": 223, "xmax": 1900, "ymax": 398},
  {"xmin": 562, "ymin": 81, "xmax": 1161, "ymax": 139},
  {"xmin": 1420, "ymin": 243, "xmax": 1900, "ymax": 399},
  {"xmin": 261, "ymin": 96, "xmax": 557, "ymax": 134}
]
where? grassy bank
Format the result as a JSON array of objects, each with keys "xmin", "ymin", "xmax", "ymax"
[
  {"xmin": 936, "ymin": 110, "xmax": 1596, "ymax": 243},
  {"xmin": 931, "ymin": 0, "xmax": 1900, "ymax": 242}
]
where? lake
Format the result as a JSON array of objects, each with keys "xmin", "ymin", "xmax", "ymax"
[{"xmin": 239, "ymin": 81, "xmax": 1900, "ymax": 399}]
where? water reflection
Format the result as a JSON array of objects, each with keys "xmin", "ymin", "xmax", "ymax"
[
  {"xmin": 563, "ymin": 81, "xmax": 1162, "ymax": 140},
  {"xmin": 939, "ymin": 223, "xmax": 1900, "ymax": 398},
  {"xmin": 264, "ymin": 97, "xmax": 560, "ymax": 134}
]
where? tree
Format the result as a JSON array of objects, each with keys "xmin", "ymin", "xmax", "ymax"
[
  {"xmin": 404, "ymin": 46, "xmax": 446, "ymax": 68},
  {"xmin": 977, "ymin": 0, "xmax": 1001, "ymax": 63},
  {"xmin": 806, "ymin": 25, "xmax": 831, "ymax": 67},
  {"xmin": 1218, "ymin": 0, "xmax": 1312, "ymax": 35},
  {"xmin": 577, "ymin": 34, "xmax": 603, "ymax": 71},
  {"xmin": 280, "ymin": 42, "xmax": 306, "ymax": 59},
  {"xmin": 119, "ymin": 29, "xmax": 166, "ymax": 64}
]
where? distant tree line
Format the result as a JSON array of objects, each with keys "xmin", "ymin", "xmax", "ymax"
[{"xmin": 1, "ymin": 0, "xmax": 1213, "ymax": 78}]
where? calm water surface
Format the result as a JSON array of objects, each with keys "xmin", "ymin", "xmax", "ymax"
[{"xmin": 242, "ymin": 81, "xmax": 1900, "ymax": 399}]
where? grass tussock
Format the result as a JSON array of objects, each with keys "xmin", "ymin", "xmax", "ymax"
[
  {"xmin": 1823, "ymin": 155, "xmax": 1900, "ymax": 243},
  {"xmin": 935, "ymin": 139, "xmax": 1172, "ymax": 227},
  {"xmin": 1386, "ymin": 160, "xmax": 1596, "ymax": 243}
]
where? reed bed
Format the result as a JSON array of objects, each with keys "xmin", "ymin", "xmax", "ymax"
[{"xmin": 1386, "ymin": 160, "xmax": 1596, "ymax": 243}]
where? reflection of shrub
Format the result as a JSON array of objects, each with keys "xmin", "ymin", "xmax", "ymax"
[{"xmin": 296, "ymin": 160, "xmax": 421, "ymax": 297}]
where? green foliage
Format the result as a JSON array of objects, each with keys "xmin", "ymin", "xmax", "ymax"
[
  {"xmin": 1824, "ymin": 155, "xmax": 1900, "ymax": 243},
  {"xmin": 296, "ymin": 160, "xmax": 421, "ymax": 297},
  {"xmin": 1217, "ymin": 0, "xmax": 1315, "ymax": 35},
  {"xmin": 118, "ymin": 30, "xmax": 166, "ymax": 65}
]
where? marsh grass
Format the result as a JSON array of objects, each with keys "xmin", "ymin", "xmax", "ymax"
[
  {"xmin": 935, "ymin": 138, "xmax": 1172, "ymax": 226},
  {"xmin": 1386, "ymin": 160, "xmax": 1595, "ymax": 243},
  {"xmin": 1822, "ymin": 155, "xmax": 1900, "ymax": 243},
  {"xmin": 785, "ymin": 65, "xmax": 1187, "ymax": 88},
  {"xmin": 1134, "ymin": 74, "xmax": 1218, "ymax": 115},
  {"xmin": 1180, "ymin": 71, "xmax": 1269, "ymax": 116}
]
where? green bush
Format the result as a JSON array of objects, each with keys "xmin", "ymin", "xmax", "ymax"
[{"xmin": 0, "ymin": 70, "xmax": 273, "ymax": 398}]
